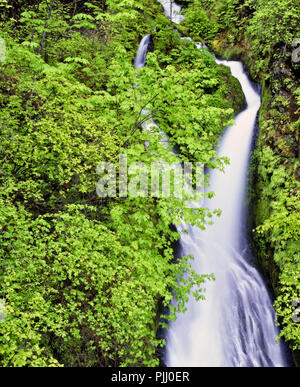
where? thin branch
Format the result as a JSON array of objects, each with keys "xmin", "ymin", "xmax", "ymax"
[
  {"xmin": 72, "ymin": 0, "xmax": 77, "ymax": 18},
  {"xmin": 37, "ymin": 0, "xmax": 54, "ymax": 55},
  {"xmin": 128, "ymin": 92, "xmax": 160, "ymax": 133},
  {"xmin": 122, "ymin": 111, "xmax": 156, "ymax": 148}
]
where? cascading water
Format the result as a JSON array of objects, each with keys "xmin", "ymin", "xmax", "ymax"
[
  {"xmin": 165, "ymin": 59, "xmax": 289, "ymax": 367},
  {"xmin": 157, "ymin": 0, "xmax": 184, "ymax": 24},
  {"xmin": 134, "ymin": 34, "xmax": 151, "ymax": 68},
  {"xmin": 134, "ymin": 0, "xmax": 291, "ymax": 367}
]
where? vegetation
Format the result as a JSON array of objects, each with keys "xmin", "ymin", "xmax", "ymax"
[{"xmin": 0, "ymin": 0, "xmax": 245, "ymax": 366}]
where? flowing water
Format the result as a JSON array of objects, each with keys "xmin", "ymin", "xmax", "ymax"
[
  {"xmin": 165, "ymin": 59, "xmax": 289, "ymax": 367},
  {"xmin": 134, "ymin": 1, "xmax": 291, "ymax": 367},
  {"xmin": 157, "ymin": 0, "xmax": 184, "ymax": 24},
  {"xmin": 134, "ymin": 34, "xmax": 151, "ymax": 68}
]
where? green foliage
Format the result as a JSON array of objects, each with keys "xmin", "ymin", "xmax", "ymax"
[
  {"xmin": 181, "ymin": 0, "xmax": 219, "ymax": 42},
  {"xmin": 274, "ymin": 263, "xmax": 300, "ymax": 350},
  {"xmin": 0, "ymin": 200, "xmax": 214, "ymax": 366},
  {"xmin": 252, "ymin": 143, "xmax": 300, "ymax": 351},
  {"xmin": 137, "ymin": 49, "xmax": 237, "ymax": 164},
  {"xmin": 146, "ymin": 32, "xmax": 245, "ymax": 162},
  {"xmin": 253, "ymin": 89, "xmax": 300, "ymax": 355},
  {"xmin": 0, "ymin": 0, "xmax": 241, "ymax": 367},
  {"xmin": 244, "ymin": 0, "xmax": 299, "ymax": 76},
  {"xmin": 202, "ymin": 0, "xmax": 300, "ymax": 78}
]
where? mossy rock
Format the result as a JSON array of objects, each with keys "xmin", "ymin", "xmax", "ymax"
[{"xmin": 218, "ymin": 64, "xmax": 247, "ymax": 115}]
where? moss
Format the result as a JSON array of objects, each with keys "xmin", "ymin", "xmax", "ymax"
[
  {"xmin": 218, "ymin": 63, "xmax": 247, "ymax": 114},
  {"xmin": 259, "ymin": 81, "xmax": 272, "ymax": 123},
  {"xmin": 211, "ymin": 35, "xmax": 258, "ymax": 81}
]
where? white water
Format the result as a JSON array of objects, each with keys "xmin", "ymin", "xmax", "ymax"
[
  {"xmin": 158, "ymin": 0, "xmax": 184, "ymax": 24},
  {"xmin": 134, "ymin": 34, "xmax": 151, "ymax": 68},
  {"xmin": 165, "ymin": 59, "xmax": 289, "ymax": 367},
  {"xmin": 135, "ymin": 1, "xmax": 290, "ymax": 367}
]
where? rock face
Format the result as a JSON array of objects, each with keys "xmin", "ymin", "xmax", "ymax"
[
  {"xmin": 218, "ymin": 63, "xmax": 247, "ymax": 115},
  {"xmin": 174, "ymin": 0, "xmax": 189, "ymax": 6}
]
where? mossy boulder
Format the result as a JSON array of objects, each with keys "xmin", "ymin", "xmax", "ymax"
[{"xmin": 218, "ymin": 64, "xmax": 247, "ymax": 115}]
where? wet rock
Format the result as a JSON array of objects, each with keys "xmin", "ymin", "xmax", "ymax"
[{"xmin": 295, "ymin": 164, "xmax": 300, "ymax": 181}]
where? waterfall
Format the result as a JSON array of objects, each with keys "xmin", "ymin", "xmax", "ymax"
[
  {"xmin": 134, "ymin": 34, "xmax": 151, "ymax": 68},
  {"xmin": 134, "ymin": 1, "xmax": 291, "ymax": 367},
  {"xmin": 165, "ymin": 59, "xmax": 289, "ymax": 367},
  {"xmin": 157, "ymin": 0, "xmax": 184, "ymax": 24}
]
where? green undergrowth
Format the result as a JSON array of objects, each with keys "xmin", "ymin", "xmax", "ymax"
[{"xmin": 0, "ymin": 0, "xmax": 246, "ymax": 366}]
